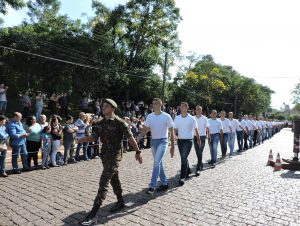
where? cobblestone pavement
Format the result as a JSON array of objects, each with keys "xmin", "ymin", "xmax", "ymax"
[{"xmin": 1, "ymin": 128, "xmax": 300, "ymax": 226}]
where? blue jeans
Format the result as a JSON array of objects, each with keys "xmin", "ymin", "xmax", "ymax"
[
  {"xmin": 236, "ymin": 131, "xmax": 244, "ymax": 151},
  {"xmin": 194, "ymin": 136, "xmax": 206, "ymax": 170},
  {"xmin": 0, "ymin": 150, "xmax": 6, "ymax": 173},
  {"xmin": 0, "ymin": 101, "xmax": 7, "ymax": 113},
  {"xmin": 35, "ymin": 104, "xmax": 43, "ymax": 120},
  {"xmin": 220, "ymin": 133, "xmax": 228, "ymax": 156},
  {"xmin": 228, "ymin": 132, "xmax": 236, "ymax": 155},
  {"xmin": 248, "ymin": 130, "xmax": 254, "ymax": 148},
  {"xmin": 178, "ymin": 139, "xmax": 193, "ymax": 179},
  {"xmin": 209, "ymin": 134, "xmax": 220, "ymax": 163},
  {"xmin": 149, "ymin": 138, "xmax": 168, "ymax": 189},
  {"xmin": 75, "ymin": 142, "xmax": 88, "ymax": 160},
  {"xmin": 11, "ymin": 143, "xmax": 29, "ymax": 171},
  {"xmin": 268, "ymin": 128, "xmax": 273, "ymax": 138}
]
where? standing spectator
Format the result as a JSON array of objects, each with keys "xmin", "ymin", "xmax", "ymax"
[
  {"xmin": 81, "ymin": 95, "xmax": 89, "ymax": 113},
  {"xmin": 75, "ymin": 112, "xmax": 89, "ymax": 161},
  {"xmin": 59, "ymin": 92, "xmax": 69, "ymax": 119},
  {"xmin": 94, "ymin": 98, "xmax": 101, "ymax": 116},
  {"xmin": 193, "ymin": 105, "xmax": 208, "ymax": 175},
  {"xmin": 125, "ymin": 101, "xmax": 130, "ymax": 117},
  {"xmin": 135, "ymin": 103, "xmax": 139, "ymax": 117},
  {"xmin": 243, "ymin": 115, "xmax": 250, "ymax": 150},
  {"xmin": 48, "ymin": 93, "xmax": 58, "ymax": 116},
  {"xmin": 24, "ymin": 116, "xmax": 42, "ymax": 168},
  {"xmin": 228, "ymin": 112, "xmax": 240, "ymax": 156},
  {"xmin": 142, "ymin": 98, "xmax": 175, "ymax": 195},
  {"xmin": 0, "ymin": 84, "xmax": 8, "ymax": 115},
  {"xmin": 22, "ymin": 91, "xmax": 31, "ymax": 118},
  {"xmin": 39, "ymin": 114, "xmax": 48, "ymax": 129},
  {"xmin": 41, "ymin": 126, "xmax": 52, "ymax": 169},
  {"xmin": 85, "ymin": 114, "xmax": 93, "ymax": 158},
  {"xmin": 236, "ymin": 114, "xmax": 246, "ymax": 152},
  {"xmin": 50, "ymin": 115, "xmax": 62, "ymax": 167},
  {"xmin": 137, "ymin": 117, "xmax": 145, "ymax": 149},
  {"xmin": 174, "ymin": 102, "xmax": 200, "ymax": 186},
  {"xmin": 207, "ymin": 110, "xmax": 223, "ymax": 168},
  {"xmin": 7, "ymin": 112, "xmax": 30, "ymax": 173},
  {"xmin": 35, "ymin": 91, "xmax": 44, "ymax": 120},
  {"xmin": 219, "ymin": 111, "xmax": 231, "ymax": 159},
  {"xmin": 0, "ymin": 115, "xmax": 9, "ymax": 177},
  {"xmin": 248, "ymin": 115, "xmax": 257, "ymax": 149},
  {"xmin": 63, "ymin": 115, "xmax": 78, "ymax": 164}
]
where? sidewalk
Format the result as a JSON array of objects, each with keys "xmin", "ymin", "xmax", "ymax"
[{"xmin": 0, "ymin": 128, "xmax": 299, "ymax": 226}]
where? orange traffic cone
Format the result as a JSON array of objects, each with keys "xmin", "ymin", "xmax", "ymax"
[
  {"xmin": 266, "ymin": 149, "xmax": 273, "ymax": 166},
  {"xmin": 274, "ymin": 153, "xmax": 282, "ymax": 171}
]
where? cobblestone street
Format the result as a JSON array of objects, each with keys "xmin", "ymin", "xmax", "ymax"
[{"xmin": 1, "ymin": 128, "xmax": 300, "ymax": 226}]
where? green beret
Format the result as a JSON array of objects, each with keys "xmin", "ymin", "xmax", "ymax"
[{"xmin": 104, "ymin": 98, "xmax": 118, "ymax": 108}]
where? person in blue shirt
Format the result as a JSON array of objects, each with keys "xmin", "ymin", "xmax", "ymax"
[
  {"xmin": 7, "ymin": 112, "xmax": 30, "ymax": 174},
  {"xmin": 0, "ymin": 115, "xmax": 9, "ymax": 177}
]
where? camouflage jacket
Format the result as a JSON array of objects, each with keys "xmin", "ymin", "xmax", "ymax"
[{"xmin": 92, "ymin": 115, "xmax": 133, "ymax": 160}]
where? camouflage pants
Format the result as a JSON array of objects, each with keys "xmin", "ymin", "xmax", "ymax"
[{"xmin": 93, "ymin": 154, "xmax": 122, "ymax": 207}]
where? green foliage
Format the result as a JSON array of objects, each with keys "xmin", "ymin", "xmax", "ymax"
[
  {"xmin": 292, "ymin": 80, "xmax": 300, "ymax": 104},
  {"xmin": 0, "ymin": 0, "xmax": 25, "ymax": 14},
  {"xmin": 170, "ymin": 55, "xmax": 274, "ymax": 115}
]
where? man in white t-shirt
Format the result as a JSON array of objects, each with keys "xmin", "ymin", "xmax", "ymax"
[
  {"xmin": 219, "ymin": 111, "xmax": 231, "ymax": 158},
  {"xmin": 0, "ymin": 84, "xmax": 8, "ymax": 115},
  {"xmin": 228, "ymin": 112, "xmax": 240, "ymax": 156},
  {"xmin": 236, "ymin": 114, "xmax": 246, "ymax": 152},
  {"xmin": 142, "ymin": 98, "xmax": 175, "ymax": 195},
  {"xmin": 193, "ymin": 105, "xmax": 208, "ymax": 175},
  {"xmin": 174, "ymin": 102, "xmax": 200, "ymax": 185},
  {"xmin": 207, "ymin": 110, "xmax": 223, "ymax": 167}
]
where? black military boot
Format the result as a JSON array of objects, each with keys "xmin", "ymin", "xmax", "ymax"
[
  {"xmin": 109, "ymin": 195, "xmax": 125, "ymax": 213},
  {"xmin": 81, "ymin": 205, "xmax": 100, "ymax": 225}
]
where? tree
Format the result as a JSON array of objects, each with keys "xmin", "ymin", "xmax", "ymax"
[
  {"xmin": 0, "ymin": 0, "xmax": 25, "ymax": 14},
  {"xmin": 292, "ymin": 81, "xmax": 300, "ymax": 104}
]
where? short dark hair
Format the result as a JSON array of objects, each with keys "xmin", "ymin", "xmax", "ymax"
[
  {"xmin": 0, "ymin": 115, "xmax": 8, "ymax": 121},
  {"xmin": 66, "ymin": 115, "xmax": 73, "ymax": 121}
]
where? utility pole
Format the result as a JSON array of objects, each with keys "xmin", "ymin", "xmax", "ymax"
[{"xmin": 161, "ymin": 51, "xmax": 168, "ymax": 106}]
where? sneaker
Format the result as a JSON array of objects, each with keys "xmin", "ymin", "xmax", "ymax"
[
  {"xmin": 156, "ymin": 184, "xmax": 169, "ymax": 192},
  {"xmin": 81, "ymin": 213, "xmax": 96, "ymax": 226},
  {"xmin": 109, "ymin": 200, "xmax": 125, "ymax": 213},
  {"xmin": 146, "ymin": 188, "xmax": 155, "ymax": 196},
  {"xmin": 0, "ymin": 172, "xmax": 8, "ymax": 177},
  {"xmin": 94, "ymin": 156, "xmax": 99, "ymax": 159},
  {"xmin": 210, "ymin": 163, "xmax": 216, "ymax": 168},
  {"xmin": 195, "ymin": 171, "xmax": 200, "ymax": 176},
  {"xmin": 42, "ymin": 166, "xmax": 46, "ymax": 170},
  {"xmin": 179, "ymin": 179, "xmax": 185, "ymax": 186}
]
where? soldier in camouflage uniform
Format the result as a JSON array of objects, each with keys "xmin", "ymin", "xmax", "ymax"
[{"xmin": 79, "ymin": 98, "xmax": 143, "ymax": 226}]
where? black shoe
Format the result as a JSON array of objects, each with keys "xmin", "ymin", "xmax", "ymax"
[
  {"xmin": 109, "ymin": 200, "xmax": 125, "ymax": 213},
  {"xmin": 210, "ymin": 163, "xmax": 216, "ymax": 168},
  {"xmin": 179, "ymin": 179, "xmax": 185, "ymax": 186},
  {"xmin": 81, "ymin": 205, "xmax": 99, "ymax": 226},
  {"xmin": 195, "ymin": 170, "xmax": 200, "ymax": 176},
  {"xmin": 13, "ymin": 170, "xmax": 21, "ymax": 174},
  {"xmin": 156, "ymin": 184, "xmax": 169, "ymax": 192},
  {"xmin": 208, "ymin": 160, "xmax": 213, "ymax": 164},
  {"xmin": 0, "ymin": 172, "xmax": 8, "ymax": 177},
  {"xmin": 146, "ymin": 188, "xmax": 155, "ymax": 196}
]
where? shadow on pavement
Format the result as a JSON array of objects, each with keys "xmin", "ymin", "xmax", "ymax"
[{"xmin": 280, "ymin": 170, "xmax": 300, "ymax": 179}]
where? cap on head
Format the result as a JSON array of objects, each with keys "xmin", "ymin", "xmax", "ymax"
[{"xmin": 104, "ymin": 98, "xmax": 117, "ymax": 109}]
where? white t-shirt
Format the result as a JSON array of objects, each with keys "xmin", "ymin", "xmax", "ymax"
[
  {"xmin": 208, "ymin": 118, "xmax": 223, "ymax": 134},
  {"xmin": 229, "ymin": 118, "xmax": 239, "ymax": 133},
  {"xmin": 256, "ymin": 121, "xmax": 262, "ymax": 130},
  {"xmin": 145, "ymin": 112, "xmax": 174, "ymax": 139},
  {"xmin": 219, "ymin": 118, "xmax": 231, "ymax": 133},
  {"xmin": 237, "ymin": 120, "xmax": 246, "ymax": 131},
  {"xmin": 246, "ymin": 120, "xmax": 254, "ymax": 131},
  {"xmin": 174, "ymin": 114, "xmax": 197, "ymax": 139},
  {"xmin": 0, "ymin": 88, "xmax": 7, "ymax": 102},
  {"xmin": 194, "ymin": 115, "xmax": 208, "ymax": 136}
]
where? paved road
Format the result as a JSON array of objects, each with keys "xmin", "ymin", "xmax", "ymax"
[{"xmin": 1, "ymin": 128, "xmax": 300, "ymax": 226}]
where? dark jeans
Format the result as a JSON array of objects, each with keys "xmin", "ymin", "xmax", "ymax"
[
  {"xmin": 26, "ymin": 140, "xmax": 41, "ymax": 167},
  {"xmin": 220, "ymin": 133, "xmax": 228, "ymax": 157},
  {"xmin": 253, "ymin": 130, "xmax": 258, "ymax": 146},
  {"xmin": 236, "ymin": 131, "xmax": 244, "ymax": 151},
  {"xmin": 178, "ymin": 139, "xmax": 193, "ymax": 179},
  {"xmin": 194, "ymin": 136, "xmax": 206, "ymax": 170},
  {"xmin": 243, "ymin": 133, "xmax": 249, "ymax": 150},
  {"xmin": 11, "ymin": 143, "xmax": 29, "ymax": 171},
  {"xmin": 0, "ymin": 150, "xmax": 6, "ymax": 173}
]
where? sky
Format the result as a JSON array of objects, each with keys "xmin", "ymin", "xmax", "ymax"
[{"xmin": 2, "ymin": 0, "xmax": 300, "ymax": 109}]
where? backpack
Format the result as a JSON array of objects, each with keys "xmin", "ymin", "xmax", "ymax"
[{"xmin": 56, "ymin": 151, "xmax": 64, "ymax": 166}]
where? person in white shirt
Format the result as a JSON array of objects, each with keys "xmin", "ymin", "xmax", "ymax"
[
  {"xmin": 267, "ymin": 119, "xmax": 273, "ymax": 139},
  {"xmin": 142, "ymin": 98, "xmax": 175, "ymax": 195},
  {"xmin": 193, "ymin": 105, "xmax": 208, "ymax": 175},
  {"xmin": 236, "ymin": 114, "xmax": 246, "ymax": 152},
  {"xmin": 243, "ymin": 115, "xmax": 250, "ymax": 150},
  {"xmin": 174, "ymin": 102, "xmax": 200, "ymax": 185},
  {"xmin": 219, "ymin": 111, "xmax": 231, "ymax": 158},
  {"xmin": 248, "ymin": 115, "xmax": 257, "ymax": 149},
  {"xmin": 207, "ymin": 110, "xmax": 223, "ymax": 167},
  {"xmin": 228, "ymin": 112, "xmax": 240, "ymax": 156},
  {"xmin": 255, "ymin": 117, "xmax": 262, "ymax": 145}
]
